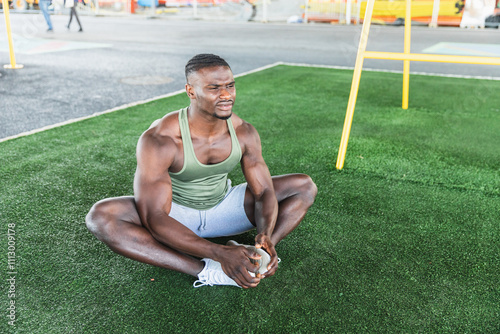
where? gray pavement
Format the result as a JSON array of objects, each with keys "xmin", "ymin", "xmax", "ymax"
[{"xmin": 1, "ymin": 12, "xmax": 499, "ymax": 140}]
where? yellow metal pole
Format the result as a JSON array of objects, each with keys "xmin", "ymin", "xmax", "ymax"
[
  {"xmin": 402, "ymin": 0, "xmax": 411, "ymax": 109},
  {"xmin": 2, "ymin": 0, "xmax": 24, "ymax": 69},
  {"xmin": 363, "ymin": 51, "xmax": 500, "ymax": 65},
  {"xmin": 335, "ymin": 0, "xmax": 376, "ymax": 170}
]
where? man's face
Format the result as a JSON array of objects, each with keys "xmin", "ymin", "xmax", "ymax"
[{"xmin": 186, "ymin": 66, "xmax": 236, "ymax": 120}]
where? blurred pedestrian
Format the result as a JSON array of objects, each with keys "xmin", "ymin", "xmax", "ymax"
[
  {"xmin": 39, "ymin": 0, "xmax": 53, "ymax": 32},
  {"xmin": 65, "ymin": 0, "xmax": 83, "ymax": 32}
]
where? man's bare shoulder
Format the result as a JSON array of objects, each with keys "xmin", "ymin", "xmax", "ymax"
[
  {"xmin": 139, "ymin": 111, "xmax": 181, "ymax": 148},
  {"xmin": 231, "ymin": 114, "xmax": 258, "ymax": 138},
  {"xmin": 136, "ymin": 111, "xmax": 182, "ymax": 170},
  {"xmin": 231, "ymin": 114, "xmax": 261, "ymax": 154}
]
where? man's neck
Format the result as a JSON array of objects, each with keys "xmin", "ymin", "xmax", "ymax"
[{"xmin": 187, "ymin": 106, "xmax": 228, "ymax": 138}]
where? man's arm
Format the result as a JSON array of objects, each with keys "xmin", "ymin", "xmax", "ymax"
[
  {"xmin": 239, "ymin": 123, "xmax": 280, "ymax": 277},
  {"xmin": 134, "ymin": 130, "xmax": 261, "ymax": 288},
  {"xmin": 134, "ymin": 131, "xmax": 216, "ymax": 258}
]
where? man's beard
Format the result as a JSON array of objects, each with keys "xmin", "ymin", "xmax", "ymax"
[{"xmin": 214, "ymin": 112, "xmax": 232, "ymax": 120}]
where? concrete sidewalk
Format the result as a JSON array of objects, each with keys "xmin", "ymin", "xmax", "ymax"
[{"xmin": 1, "ymin": 12, "xmax": 499, "ymax": 140}]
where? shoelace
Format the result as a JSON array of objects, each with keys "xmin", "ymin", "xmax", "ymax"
[
  {"xmin": 193, "ymin": 279, "xmax": 210, "ymax": 288},
  {"xmin": 193, "ymin": 258, "xmax": 282, "ymax": 288},
  {"xmin": 193, "ymin": 266, "xmax": 230, "ymax": 288}
]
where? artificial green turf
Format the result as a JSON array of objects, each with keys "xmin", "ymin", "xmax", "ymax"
[{"xmin": 1, "ymin": 65, "xmax": 499, "ymax": 333}]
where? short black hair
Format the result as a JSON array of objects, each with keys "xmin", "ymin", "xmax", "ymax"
[{"xmin": 185, "ymin": 54, "xmax": 231, "ymax": 81}]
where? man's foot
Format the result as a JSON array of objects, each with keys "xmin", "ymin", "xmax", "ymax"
[
  {"xmin": 193, "ymin": 258, "xmax": 240, "ymax": 288},
  {"xmin": 227, "ymin": 240, "xmax": 271, "ymax": 275},
  {"xmin": 47, "ymin": 28, "xmax": 53, "ymax": 32}
]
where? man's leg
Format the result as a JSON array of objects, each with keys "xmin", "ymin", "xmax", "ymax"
[
  {"xmin": 39, "ymin": 0, "xmax": 53, "ymax": 31},
  {"xmin": 244, "ymin": 174, "xmax": 317, "ymax": 245},
  {"xmin": 72, "ymin": 8, "xmax": 83, "ymax": 31},
  {"xmin": 67, "ymin": 9, "xmax": 73, "ymax": 28},
  {"xmin": 85, "ymin": 196, "xmax": 203, "ymax": 276}
]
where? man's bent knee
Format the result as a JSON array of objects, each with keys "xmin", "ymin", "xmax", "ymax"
[
  {"xmin": 85, "ymin": 200, "xmax": 113, "ymax": 241},
  {"xmin": 85, "ymin": 196, "xmax": 142, "ymax": 242},
  {"xmin": 294, "ymin": 174, "xmax": 318, "ymax": 206},
  {"xmin": 305, "ymin": 175, "xmax": 318, "ymax": 206},
  {"xmin": 274, "ymin": 174, "xmax": 317, "ymax": 206},
  {"xmin": 85, "ymin": 197, "xmax": 136, "ymax": 242}
]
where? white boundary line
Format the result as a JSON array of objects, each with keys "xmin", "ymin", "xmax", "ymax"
[
  {"xmin": 280, "ymin": 62, "xmax": 500, "ymax": 81},
  {"xmin": 0, "ymin": 62, "xmax": 283, "ymax": 143},
  {"xmin": 0, "ymin": 89, "xmax": 186, "ymax": 144},
  {"xmin": 234, "ymin": 62, "xmax": 284, "ymax": 77},
  {"xmin": 0, "ymin": 62, "xmax": 284, "ymax": 144},
  {"xmin": 1, "ymin": 61, "xmax": 498, "ymax": 144}
]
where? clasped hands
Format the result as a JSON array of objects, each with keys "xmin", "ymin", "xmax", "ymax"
[{"xmin": 217, "ymin": 233, "xmax": 278, "ymax": 289}]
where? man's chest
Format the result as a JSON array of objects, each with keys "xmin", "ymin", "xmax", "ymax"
[{"xmin": 190, "ymin": 133, "xmax": 233, "ymax": 165}]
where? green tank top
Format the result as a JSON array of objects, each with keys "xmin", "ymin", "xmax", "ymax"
[{"xmin": 169, "ymin": 107, "xmax": 242, "ymax": 210}]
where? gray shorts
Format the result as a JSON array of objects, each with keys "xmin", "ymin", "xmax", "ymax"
[{"xmin": 169, "ymin": 181, "xmax": 255, "ymax": 238}]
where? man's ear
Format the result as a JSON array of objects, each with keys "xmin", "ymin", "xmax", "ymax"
[{"xmin": 185, "ymin": 84, "xmax": 195, "ymax": 99}]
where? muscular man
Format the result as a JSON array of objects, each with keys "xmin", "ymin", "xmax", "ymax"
[{"xmin": 86, "ymin": 54, "xmax": 317, "ymax": 289}]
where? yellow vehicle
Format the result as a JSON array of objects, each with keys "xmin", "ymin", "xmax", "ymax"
[
  {"xmin": 359, "ymin": 0, "xmax": 464, "ymax": 26},
  {"xmin": 306, "ymin": 0, "xmax": 464, "ymax": 26},
  {"xmin": 0, "ymin": 0, "xmax": 39, "ymax": 10}
]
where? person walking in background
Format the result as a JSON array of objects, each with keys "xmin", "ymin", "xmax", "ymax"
[
  {"xmin": 65, "ymin": 0, "xmax": 83, "ymax": 32},
  {"xmin": 39, "ymin": 0, "xmax": 53, "ymax": 32}
]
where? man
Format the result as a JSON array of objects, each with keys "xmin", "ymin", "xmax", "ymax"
[
  {"xmin": 86, "ymin": 54, "xmax": 317, "ymax": 289},
  {"xmin": 39, "ymin": 0, "xmax": 53, "ymax": 32},
  {"xmin": 66, "ymin": 0, "xmax": 83, "ymax": 32}
]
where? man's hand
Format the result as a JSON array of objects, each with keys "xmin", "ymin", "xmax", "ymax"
[
  {"xmin": 216, "ymin": 245, "xmax": 262, "ymax": 289},
  {"xmin": 255, "ymin": 233, "xmax": 278, "ymax": 278}
]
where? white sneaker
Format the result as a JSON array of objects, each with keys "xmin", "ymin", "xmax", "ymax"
[
  {"xmin": 193, "ymin": 258, "xmax": 241, "ymax": 288},
  {"xmin": 227, "ymin": 240, "xmax": 271, "ymax": 275}
]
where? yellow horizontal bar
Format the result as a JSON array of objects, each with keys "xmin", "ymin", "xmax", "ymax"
[{"xmin": 364, "ymin": 51, "xmax": 500, "ymax": 66}]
